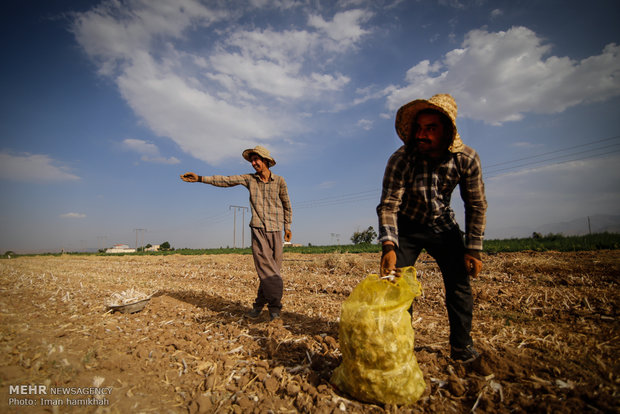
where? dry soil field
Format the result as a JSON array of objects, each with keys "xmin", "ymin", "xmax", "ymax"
[{"xmin": 0, "ymin": 250, "xmax": 618, "ymax": 413}]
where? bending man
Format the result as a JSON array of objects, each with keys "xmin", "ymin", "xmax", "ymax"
[{"xmin": 377, "ymin": 94, "xmax": 487, "ymax": 363}]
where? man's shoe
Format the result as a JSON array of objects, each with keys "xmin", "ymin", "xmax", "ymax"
[
  {"xmin": 451, "ymin": 345, "xmax": 480, "ymax": 364},
  {"xmin": 269, "ymin": 312, "xmax": 280, "ymax": 321},
  {"xmin": 245, "ymin": 308, "xmax": 262, "ymax": 319}
]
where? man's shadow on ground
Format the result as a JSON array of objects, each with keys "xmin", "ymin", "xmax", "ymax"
[{"xmin": 152, "ymin": 289, "xmax": 341, "ymax": 380}]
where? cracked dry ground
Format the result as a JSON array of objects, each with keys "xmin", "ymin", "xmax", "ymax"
[{"xmin": 0, "ymin": 250, "xmax": 618, "ymax": 413}]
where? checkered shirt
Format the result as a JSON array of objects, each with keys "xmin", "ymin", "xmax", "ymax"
[
  {"xmin": 201, "ymin": 173, "xmax": 292, "ymax": 232},
  {"xmin": 377, "ymin": 145, "xmax": 487, "ymax": 250}
]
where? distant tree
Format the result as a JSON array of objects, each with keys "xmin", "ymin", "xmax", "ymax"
[
  {"xmin": 351, "ymin": 226, "xmax": 377, "ymax": 245},
  {"xmin": 532, "ymin": 232, "xmax": 542, "ymax": 239},
  {"xmin": 145, "ymin": 244, "xmax": 152, "ymax": 249},
  {"xmin": 160, "ymin": 241, "xmax": 171, "ymax": 250}
]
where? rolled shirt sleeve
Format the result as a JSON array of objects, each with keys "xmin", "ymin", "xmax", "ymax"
[
  {"xmin": 459, "ymin": 152, "xmax": 487, "ymax": 250},
  {"xmin": 377, "ymin": 148, "xmax": 407, "ymax": 246}
]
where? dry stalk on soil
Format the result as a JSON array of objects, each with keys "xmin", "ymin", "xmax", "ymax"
[{"xmin": 0, "ymin": 250, "xmax": 618, "ymax": 413}]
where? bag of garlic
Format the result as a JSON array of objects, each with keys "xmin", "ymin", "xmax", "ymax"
[{"xmin": 331, "ymin": 266, "xmax": 426, "ymax": 405}]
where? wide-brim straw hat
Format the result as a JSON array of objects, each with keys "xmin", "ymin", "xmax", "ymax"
[
  {"xmin": 395, "ymin": 93, "xmax": 464, "ymax": 152},
  {"xmin": 242, "ymin": 145, "xmax": 276, "ymax": 167}
]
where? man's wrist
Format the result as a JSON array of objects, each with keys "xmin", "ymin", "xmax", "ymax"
[
  {"xmin": 382, "ymin": 243, "xmax": 396, "ymax": 255},
  {"xmin": 197, "ymin": 175, "xmax": 202, "ymax": 183},
  {"xmin": 465, "ymin": 249, "xmax": 482, "ymax": 260}
]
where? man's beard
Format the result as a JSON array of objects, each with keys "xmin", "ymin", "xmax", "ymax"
[
  {"xmin": 405, "ymin": 139, "xmax": 450, "ymax": 162},
  {"xmin": 405, "ymin": 139, "xmax": 430, "ymax": 157}
]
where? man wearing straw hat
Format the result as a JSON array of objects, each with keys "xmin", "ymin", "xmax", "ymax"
[
  {"xmin": 377, "ymin": 94, "xmax": 487, "ymax": 364},
  {"xmin": 181, "ymin": 145, "xmax": 292, "ymax": 321}
]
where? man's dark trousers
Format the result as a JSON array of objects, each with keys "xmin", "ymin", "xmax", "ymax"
[{"xmin": 395, "ymin": 217, "xmax": 474, "ymax": 349}]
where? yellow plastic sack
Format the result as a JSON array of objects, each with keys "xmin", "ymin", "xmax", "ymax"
[{"xmin": 331, "ymin": 267, "xmax": 425, "ymax": 405}]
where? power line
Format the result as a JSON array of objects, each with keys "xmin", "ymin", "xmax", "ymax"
[
  {"xmin": 290, "ymin": 135, "xmax": 620, "ymax": 208},
  {"xmin": 485, "ymin": 147, "xmax": 620, "ymax": 179},
  {"xmin": 197, "ymin": 211, "xmax": 234, "ymax": 225},
  {"xmin": 159, "ymin": 136, "xmax": 620, "ymax": 231},
  {"xmin": 485, "ymin": 145, "xmax": 620, "ymax": 176},
  {"xmin": 273, "ymin": 135, "xmax": 620, "ymax": 210},
  {"xmin": 293, "ymin": 189, "xmax": 378, "ymax": 210},
  {"xmin": 485, "ymin": 140, "xmax": 620, "ymax": 174},
  {"xmin": 484, "ymin": 135, "xmax": 620, "ymax": 169}
]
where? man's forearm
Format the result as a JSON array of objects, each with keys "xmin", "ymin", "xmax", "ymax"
[
  {"xmin": 464, "ymin": 206, "xmax": 486, "ymax": 251},
  {"xmin": 201, "ymin": 175, "xmax": 248, "ymax": 188}
]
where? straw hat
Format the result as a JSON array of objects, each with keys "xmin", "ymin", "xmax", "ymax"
[
  {"xmin": 242, "ymin": 145, "xmax": 276, "ymax": 167},
  {"xmin": 395, "ymin": 93, "xmax": 464, "ymax": 152}
]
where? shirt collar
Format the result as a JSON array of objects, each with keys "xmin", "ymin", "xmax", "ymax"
[{"xmin": 253, "ymin": 172, "xmax": 274, "ymax": 182}]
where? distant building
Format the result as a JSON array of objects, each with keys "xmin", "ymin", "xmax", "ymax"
[
  {"xmin": 145, "ymin": 245, "xmax": 160, "ymax": 252},
  {"xmin": 106, "ymin": 244, "xmax": 136, "ymax": 254}
]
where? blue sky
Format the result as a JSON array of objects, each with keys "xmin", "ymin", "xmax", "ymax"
[{"xmin": 1, "ymin": 0, "xmax": 619, "ymax": 253}]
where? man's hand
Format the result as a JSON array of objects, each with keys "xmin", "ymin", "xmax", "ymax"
[
  {"xmin": 284, "ymin": 230, "xmax": 292, "ymax": 242},
  {"xmin": 180, "ymin": 172, "xmax": 199, "ymax": 182},
  {"xmin": 464, "ymin": 249, "xmax": 483, "ymax": 278},
  {"xmin": 380, "ymin": 242, "xmax": 397, "ymax": 276}
]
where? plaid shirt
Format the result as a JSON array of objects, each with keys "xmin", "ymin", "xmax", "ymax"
[
  {"xmin": 201, "ymin": 173, "xmax": 292, "ymax": 232},
  {"xmin": 377, "ymin": 145, "xmax": 487, "ymax": 250}
]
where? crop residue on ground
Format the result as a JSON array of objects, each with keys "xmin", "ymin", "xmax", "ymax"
[{"xmin": 0, "ymin": 251, "xmax": 618, "ymax": 413}]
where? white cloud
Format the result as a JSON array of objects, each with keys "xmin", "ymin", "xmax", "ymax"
[
  {"xmin": 490, "ymin": 8, "xmax": 503, "ymax": 19},
  {"xmin": 121, "ymin": 138, "xmax": 180, "ymax": 164},
  {"xmin": 0, "ymin": 152, "xmax": 80, "ymax": 182},
  {"xmin": 60, "ymin": 212, "xmax": 86, "ymax": 219},
  {"xmin": 308, "ymin": 9, "xmax": 373, "ymax": 51},
  {"xmin": 71, "ymin": 0, "xmax": 224, "ymax": 76},
  {"xmin": 204, "ymin": 25, "xmax": 351, "ymax": 100},
  {"xmin": 117, "ymin": 54, "xmax": 286, "ymax": 164},
  {"xmin": 209, "ymin": 51, "xmax": 309, "ymax": 99},
  {"xmin": 357, "ymin": 118, "xmax": 373, "ymax": 130},
  {"xmin": 386, "ymin": 26, "xmax": 620, "ymax": 125},
  {"xmin": 249, "ymin": 0, "xmax": 300, "ymax": 9},
  {"xmin": 71, "ymin": 1, "xmax": 371, "ymax": 164},
  {"xmin": 437, "ymin": 0, "xmax": 466, "ymax": 9},
  {"xmin": 122, "ymin": 138, "xmax": 159, "ymax": 156},
  {"xmin": 226, "ymin": 28, "xmax": 315, "ymax": 65},
  {"xmin": 143, "ymin": 156, "xmax": 180, "ymax": 164}
]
